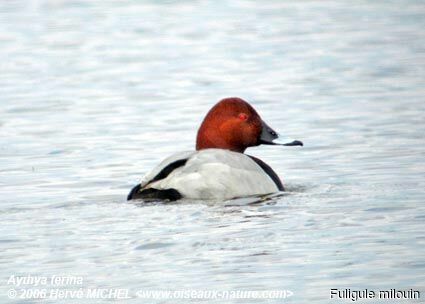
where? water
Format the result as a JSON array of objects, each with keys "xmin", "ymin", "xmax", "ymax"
[{"xmin": 1, "ymin": 1, "xmax": 424, "ymax": 303}]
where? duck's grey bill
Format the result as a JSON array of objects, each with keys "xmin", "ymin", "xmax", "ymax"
[{"xmin": 259, "ymin": 120, "xmax": 303, "ymax": 147}]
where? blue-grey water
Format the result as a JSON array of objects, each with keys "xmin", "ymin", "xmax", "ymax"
[{"xmin": 1, "ymin": 1, "xmax": 424, "ymax": 303}]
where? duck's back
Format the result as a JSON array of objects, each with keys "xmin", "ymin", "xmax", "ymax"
[{"xmin": 128, "ymin": 149, "xmax": 283, "ymax": 201}]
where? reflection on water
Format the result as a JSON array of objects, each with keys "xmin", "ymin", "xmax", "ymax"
[{"xmin": 1, "ymin": 0, "xmax": 424, "ymax": 303}]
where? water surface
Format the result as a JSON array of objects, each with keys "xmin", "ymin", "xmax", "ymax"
[{"xmin": 1, "ymin": 1, "xmax": 424, "ymax": 303}]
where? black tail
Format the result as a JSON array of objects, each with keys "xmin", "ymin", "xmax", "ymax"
[
  {"xmin": 127, "ymin": 184, "xmax": 142, "ymax": 200},
  {"xmin": 127, "ymin": 184, "xmax": 182, "ymax": 201}
]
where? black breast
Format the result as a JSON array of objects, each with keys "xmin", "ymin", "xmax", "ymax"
[{"xmin": 247, "ymin": 155, "xmax": 284, "ymax": 191}]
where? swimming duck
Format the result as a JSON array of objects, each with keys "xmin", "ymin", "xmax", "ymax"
[{"xmin": 128, "ymin": 97, "xmax": 302, "ymax": 201}]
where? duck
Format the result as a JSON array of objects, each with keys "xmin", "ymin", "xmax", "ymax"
[{"xmin": 127, "ymin": 97, "xmax": 302, "ymax": 201}]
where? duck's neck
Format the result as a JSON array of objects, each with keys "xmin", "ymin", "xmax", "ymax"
[{"xmin": 196, "ymin": 128, "xmax": 246, "ymax": 153}]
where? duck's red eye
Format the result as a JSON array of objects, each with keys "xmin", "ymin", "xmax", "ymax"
[{"xmin": 238, "ymin": 113, "xmax": 248, "ymax": 121}]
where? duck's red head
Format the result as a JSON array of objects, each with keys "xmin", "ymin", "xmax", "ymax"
[{"xmin": 196, "ymin": 97, "xmax": 302, "ymax": 153}]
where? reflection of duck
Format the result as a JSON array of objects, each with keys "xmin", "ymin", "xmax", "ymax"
[{"xmin": 128, "ymin": 97, "xmax": 302, "ymax": 201}]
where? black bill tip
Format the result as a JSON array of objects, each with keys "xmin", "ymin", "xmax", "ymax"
[{"xmin": 282, "ymin": 140, "xmax": 303, "ymax": 147}]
